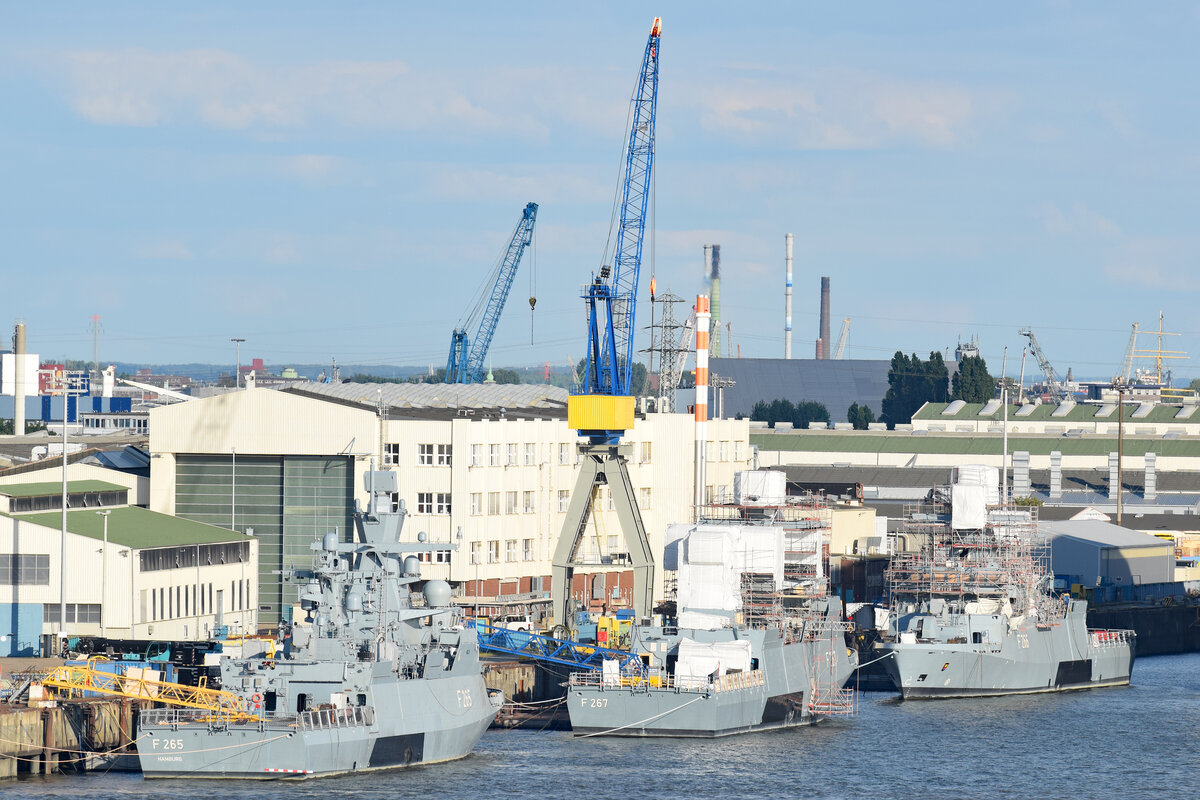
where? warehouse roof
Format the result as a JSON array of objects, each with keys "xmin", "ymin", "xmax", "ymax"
[
  {"xmin": 1040, "ymin": 519, "xmax": 1173, "ymax": 549},
  {"xmin": 914, "ymin": 401, "xmax": 1198, "ymax": 424},
  {"xmin": 0, "ymin": 480, "xmax": 128, "ymax": 497},
  {"xmin": 752, "ymin": 431, "xmax": 1200, "ymax": 457},
  {"xmin": 287, "ymin": 382, "xmax": 568, "ymax": 414},
  {"xmin": 13, "ymin": 506, "xmax": 244, "ymax": 548}
]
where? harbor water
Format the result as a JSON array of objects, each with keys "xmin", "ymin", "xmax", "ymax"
[{"xmin": 6, "ymin": 652, "xmax": 1197, "ymax": 799}]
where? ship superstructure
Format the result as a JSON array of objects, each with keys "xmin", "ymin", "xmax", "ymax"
[
  {"xmin": 878, "ymin": 471, "xmax": 1135, "ymax": 698},
  {"xmin": 137, "ymin": 470, "xmax": 501, "ymax": 779},
  {"xmin": 566, "ymin": 471, "xmax": 856, "ymax": 737}
]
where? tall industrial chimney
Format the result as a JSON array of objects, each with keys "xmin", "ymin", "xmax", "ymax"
[
  {"xmin": 784, "ymin": 234, "xmax": 793, "ymax": 359},
  {"xmin": 694, "ymin": 295, "xmax": 711, "ymax": 520},
  {"xmin": 13, "ymin": 323, "xmax": 26, "ymax": 435},
  {"xmin": 819, "ymin": 276, "xmax": 831, "ymax": 360},
  {"xmin": 709, "ymin": 245, "xmax": 722, "ymax": 359}
]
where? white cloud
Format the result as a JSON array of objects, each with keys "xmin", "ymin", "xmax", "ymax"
[
  {"xmin": 1041, "ymin": 202, "xmax": 1121, "ymax": 238},
  {"xmin": 53, "ymin": 49, "xmax": 546, "ymax": 136},
  {"xmin": 685, "ymin": 68, "xmax": 975, "ymax": 150}
]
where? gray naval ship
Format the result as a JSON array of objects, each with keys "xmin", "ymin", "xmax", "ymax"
[
  {"xmin": 877, "ymin": 488, "xmax": 1135, "ymax": 699},
  {"xmin": 568, "ymin": 518, "xmax": 857, "ymax": 737},
  {"xmin": 138, "ymin": 470, "xmax": 502, "ymax": 779}
]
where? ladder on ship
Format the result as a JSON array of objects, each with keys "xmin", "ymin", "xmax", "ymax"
[{"xmin": 476, "ymin": 624, "xmax": 644, "ymax": 675}]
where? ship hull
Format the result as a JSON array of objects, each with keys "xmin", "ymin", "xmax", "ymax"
[
  {"xmin": 880, "ymin": 607, "xmax": 1134, "ymax": 700},
  {"xmin": 567, "ymin": 620, "xmax": 856, "ymax": 738},
  {"xmin": 139, "ymin": 673, "xmax": 498, "ymax": 780}
]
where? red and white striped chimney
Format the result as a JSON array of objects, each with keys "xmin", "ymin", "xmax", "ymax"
[{"xmin": 694, "ymin": 294, "xmax": 711, "ymax": 518}]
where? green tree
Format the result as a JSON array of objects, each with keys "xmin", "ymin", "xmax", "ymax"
[
  {"xmin": 750, "ymin": 398, "xmax": 830, "ymax": 429},
  {"xmin": 951, "ymin": 355, "xmax": 995, "ymax": 403},
  {"xmin": 490, "ymin": 368, "xmax": 522, "ymax": 385},
  {"xmin": 847, "ymin": 402, "xmax": 876, "ymax": 430},
  {"xmin": 881, "ymin": 351, "xmax": 951, "ymax": 428},
  {"xmin": 573, "ymin": 358, "xmax": 648, "ymax": 394}
]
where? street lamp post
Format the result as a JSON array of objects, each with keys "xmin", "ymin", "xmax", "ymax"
[
  {"xmin": 97, "ymin": 510, "xmax": 111, "ymax": 636},
  {"xmin": 231, "ymin": 338, "xmax": 246, "ymax": 389}
]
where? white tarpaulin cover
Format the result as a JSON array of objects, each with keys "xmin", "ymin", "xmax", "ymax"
[
  {"xmin": 951, "ymin": 483, "xmax": 987, "ymax": 530},
  {"xmin": 734, "ymin": 470, "xmax": 787, "ymax": 506},
  {"xmin": 674, "ymin": 638, "xmax": 753, "ymax": 684},
  {"xmin": 663, "ymin": 523, "xmax": 694, "ymax": 570},
  {"xmin": 951, "ymin": 464, "xmax": 1000, "ymax": 504},
  {"xmin": 676, "ymin": 524, "xmax": 785, "ymax": 621}
]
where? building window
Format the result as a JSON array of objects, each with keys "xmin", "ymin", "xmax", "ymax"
[
  {"xmin": 558, "ymin": 490, "xmax": 570, "ymax": 512},
  {"xmin": 505, "ymin": 491, "xmax": 518, "ymax": 514},
  {"xmin": 418, "ymin": 444, "xmax": 434, "ymax": 466},
  {"xmin": 505, "ymin": 540, "xmax": 518, "ymax": 562},
  {"xmin": 719, "ymin": 441, "xmax": 729, "ymax": 462},
  {"xmin": 437, "ymin": 444, "xmax": 453, "ymax": 466},
  {"xmin": 488, "ymin": 540, "xmax": 500, "ymax": 564},
  {"xmin": 607, "ymin": 489, "xmax": 614, "ymax": 511},
  {"xmin": 523, "ymin": 490, "xmax": 535, "ymax": 514},
  {"xmin": 389, "ymin": 491, "xmax": 401, "ymax": 512},
  {"xmin": 436, "ymin": 493, "xmax": 452, "ymax": 515},
  {"xmin": 559, "ymin": 443, "xmax": 571, "ymax": 465},
  {"xmin": 506, "ymin": 444, "xmax": 518, "ymax": 466},
  {"xmin": 640, "ymin": 442, "xmax": 652, "ymax": 463},
  {"xmin": 523, "ymin": 538, "xmax": 535, "ymax": 561},
  {"xmin": 384, "ymin": 443, "xmax": 400, "ymax": 466},
  {"xmin": 705, "ymin": 442, "xmax": 715, "ymax": 463},
  {"xmin": 607, "ymin": 534, "xmax": 619, "ymax": 552},
  {"xmin": 524, "ymin": 443, "xmax": 536, "ymax": 466},
  {"xmin": 46, "ymin": 603, "xmax": 101, "ymax": 624},
  {"xmin": 639, "ymin": 487, "xmax": 651, "ymax": 510},
  {"xmin": 471, "ymin": 444, "xmax": 483, "ymax": 467},
  {"xmin": 470, "ymin": 542, "xmax": 482, "ymax": 564},
  {"xmin": 488, "ymin": 492, "xmax": 501, "ymax": 515},
  {"xmin": 489, "ymin": 444, "xmax": 500, "ymax": 467},
  {"xmin": 705, "ymin": 485, "xmax": 714, "ymax": 504},
  {"xmin": 0, "ymin": 554, "xmax": 50, "ymax": 585},
  {"xmin": 470, "ymin": 493, "xmax": 482, "ymax": 516},
  {"xmin": 417, "ymin": 492, "xmax": 433, "ymax": 514},
  {"xmin": 734, "ymin": 441, "xmax": 745, "ymax": 462}
]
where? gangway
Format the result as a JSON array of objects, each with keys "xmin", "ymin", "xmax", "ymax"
[
  {"xmin": 39, "ymin": 664, "xmax": 246, "ymax": 716},
  {"xmin": 475, "ymin": 623, "xmax": 644, "ymax": 675}
]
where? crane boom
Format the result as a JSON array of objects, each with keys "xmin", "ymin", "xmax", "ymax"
[
  {"xmin": 1018, "ymin": 327, "xmax": 1070, "ymax": 403},
  {"xmin": 1118, "ymin": 322, "xmax": 1139, "ymax": 383},
  {"xmin": 579, "ymin": 17, "xmax": 661, "ymax": 411},
  {"xmin": 833, "ymin": 317, "xmax": 850, "ymax": 359},
  {"xmin": 445, "ymin": 202, "xmax": 538, "ymax": 384}
]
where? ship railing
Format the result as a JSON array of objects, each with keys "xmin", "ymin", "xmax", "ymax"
[
  {"xmin": 808, "ymin": 687, "xmax": 855, "ymax": 716},
  {"xmin": 570, "ymin": 668, "xmax": 765, "ymax": 694},
  {"xmin": 1089, "ymin": 629, "xmax": 1136, "ymax": 648},
  {"xmin": 298, "ymin": 705, "xmax": 375, "ymax": 731}
]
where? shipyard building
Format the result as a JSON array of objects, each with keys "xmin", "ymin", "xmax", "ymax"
[{"xmin": 147, "ymin": 382, "xmax": 751, "ymax": 628}]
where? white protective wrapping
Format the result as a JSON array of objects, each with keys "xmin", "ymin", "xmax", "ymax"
[
  {"xmin": 676, "ymin": 524, "xmax": 785, "ymax": 620},
  {"xmin": 662, "ymin": 523, "xmax": 694, "ymax": 570},
  {"xmin": 733, "ymin": 470, "xmax": 787, "ymax": 506},
  {"xmin": 951, "ymin": 464, "xmax": 1000, "ymax": 504},
  {"xmin": 951, "ymin": 483, "xmax": 987, "ymax": 530},
  {"xmin": 674, "ymin": 638, "xmax": 754, "ymax": 686}
]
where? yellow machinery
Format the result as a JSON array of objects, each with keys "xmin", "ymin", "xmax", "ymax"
[
  {"xmin": 596, "ymin": 616, "xmax": 632, "ymax": 650},
  {"xmin": 40, "ymin": 664, "xmax": 246, "ymax": 716}
]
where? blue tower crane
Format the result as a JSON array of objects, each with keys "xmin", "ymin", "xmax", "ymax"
[
  {"xmin": 445, "ymin": 202, "xmax": 538, "ymax": 384},
  {"xmin": 553, "ymin": 18, "xmax": 662, "ymax": 630}
]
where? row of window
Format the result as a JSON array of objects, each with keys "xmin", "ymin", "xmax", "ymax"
[
  {"xmin": 83, "ymin": 416, "xmax": 148, "ymax": 431},
  {"xmin": 380, "ymin": 439, "xmax": 745, "ymax": 470},
  {"xmin": 399, "ymin": 486, "xmax": 657, "ymax": 518},
  {"xmin": 43, "ymin": 603, "xmax": 100, "ymax": 624},
  {"xmin": 469, "ymin": 538, "xmax": 537, "ymax": 564},
  {"xmin": 140, "ymin": 579, "xmax": 251, "ymax": 623},
  {"xmin": 0, "ymin": 554, "xmax": 50, "ymax": 586},
  {"xmin": 139, "ymin": 542, "xmax": 251, "ymax": 573}
]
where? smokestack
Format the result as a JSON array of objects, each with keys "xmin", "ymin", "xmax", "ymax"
[
  {"xmin": 13, "ymin": 323, "xmax": 26, "ymax": 436},
  {"xmin": 694, "ymin": 295, "xmax": 711, "ymax": 520},
  {"xmin": 819, "ymin": 276, "xmax": 831, "ymax": 360},
  {"xmin": 784, "ymin": 234, "xmax": 793, "ymax": 359},
  {"xmin": 709, "ymin": 245, "xmax": 722, "ymax": 359}
]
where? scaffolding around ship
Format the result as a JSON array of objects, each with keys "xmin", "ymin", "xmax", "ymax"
[{"xmin": 886, "ymin": 490, "xmax": 1065, "ymax": 625}]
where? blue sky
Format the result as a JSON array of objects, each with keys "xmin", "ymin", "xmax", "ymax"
[{"xmin": 3, "ymin": 2, "xmax": 1199, "ymax": 383}]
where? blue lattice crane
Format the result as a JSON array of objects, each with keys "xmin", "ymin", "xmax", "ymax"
[
  {"xmin": 553, "ymin": 18, "xmax": 662, "ymax": 630},
  {"xmin": 445, "ymin": 202, "xmax": 538, "ymax": 384}
]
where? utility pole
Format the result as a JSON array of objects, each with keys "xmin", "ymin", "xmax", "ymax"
[{"xmin": 1116, "ymin": 380, "xmax": 1125, "ymax": 526}]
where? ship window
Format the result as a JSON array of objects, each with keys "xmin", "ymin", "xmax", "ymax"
[
  {"xmin": 973, "ymin": 632, "xmax": 983, "ymax": 644},
  {"xmin": 265, "ymin": 690, "xmax": 277, "ymax": 712},
  {"xmin": 297, "ymin": 693, "xmax": 308, "ymax": 713},
  {"xmin": 357, "ymin": 693, "xmax": 367, "ymax": 707}
]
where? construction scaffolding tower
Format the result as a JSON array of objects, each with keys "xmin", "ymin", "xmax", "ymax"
[{"xmin": 887, "ymin": 491, "xmax": 1062, "ymax": 624}]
